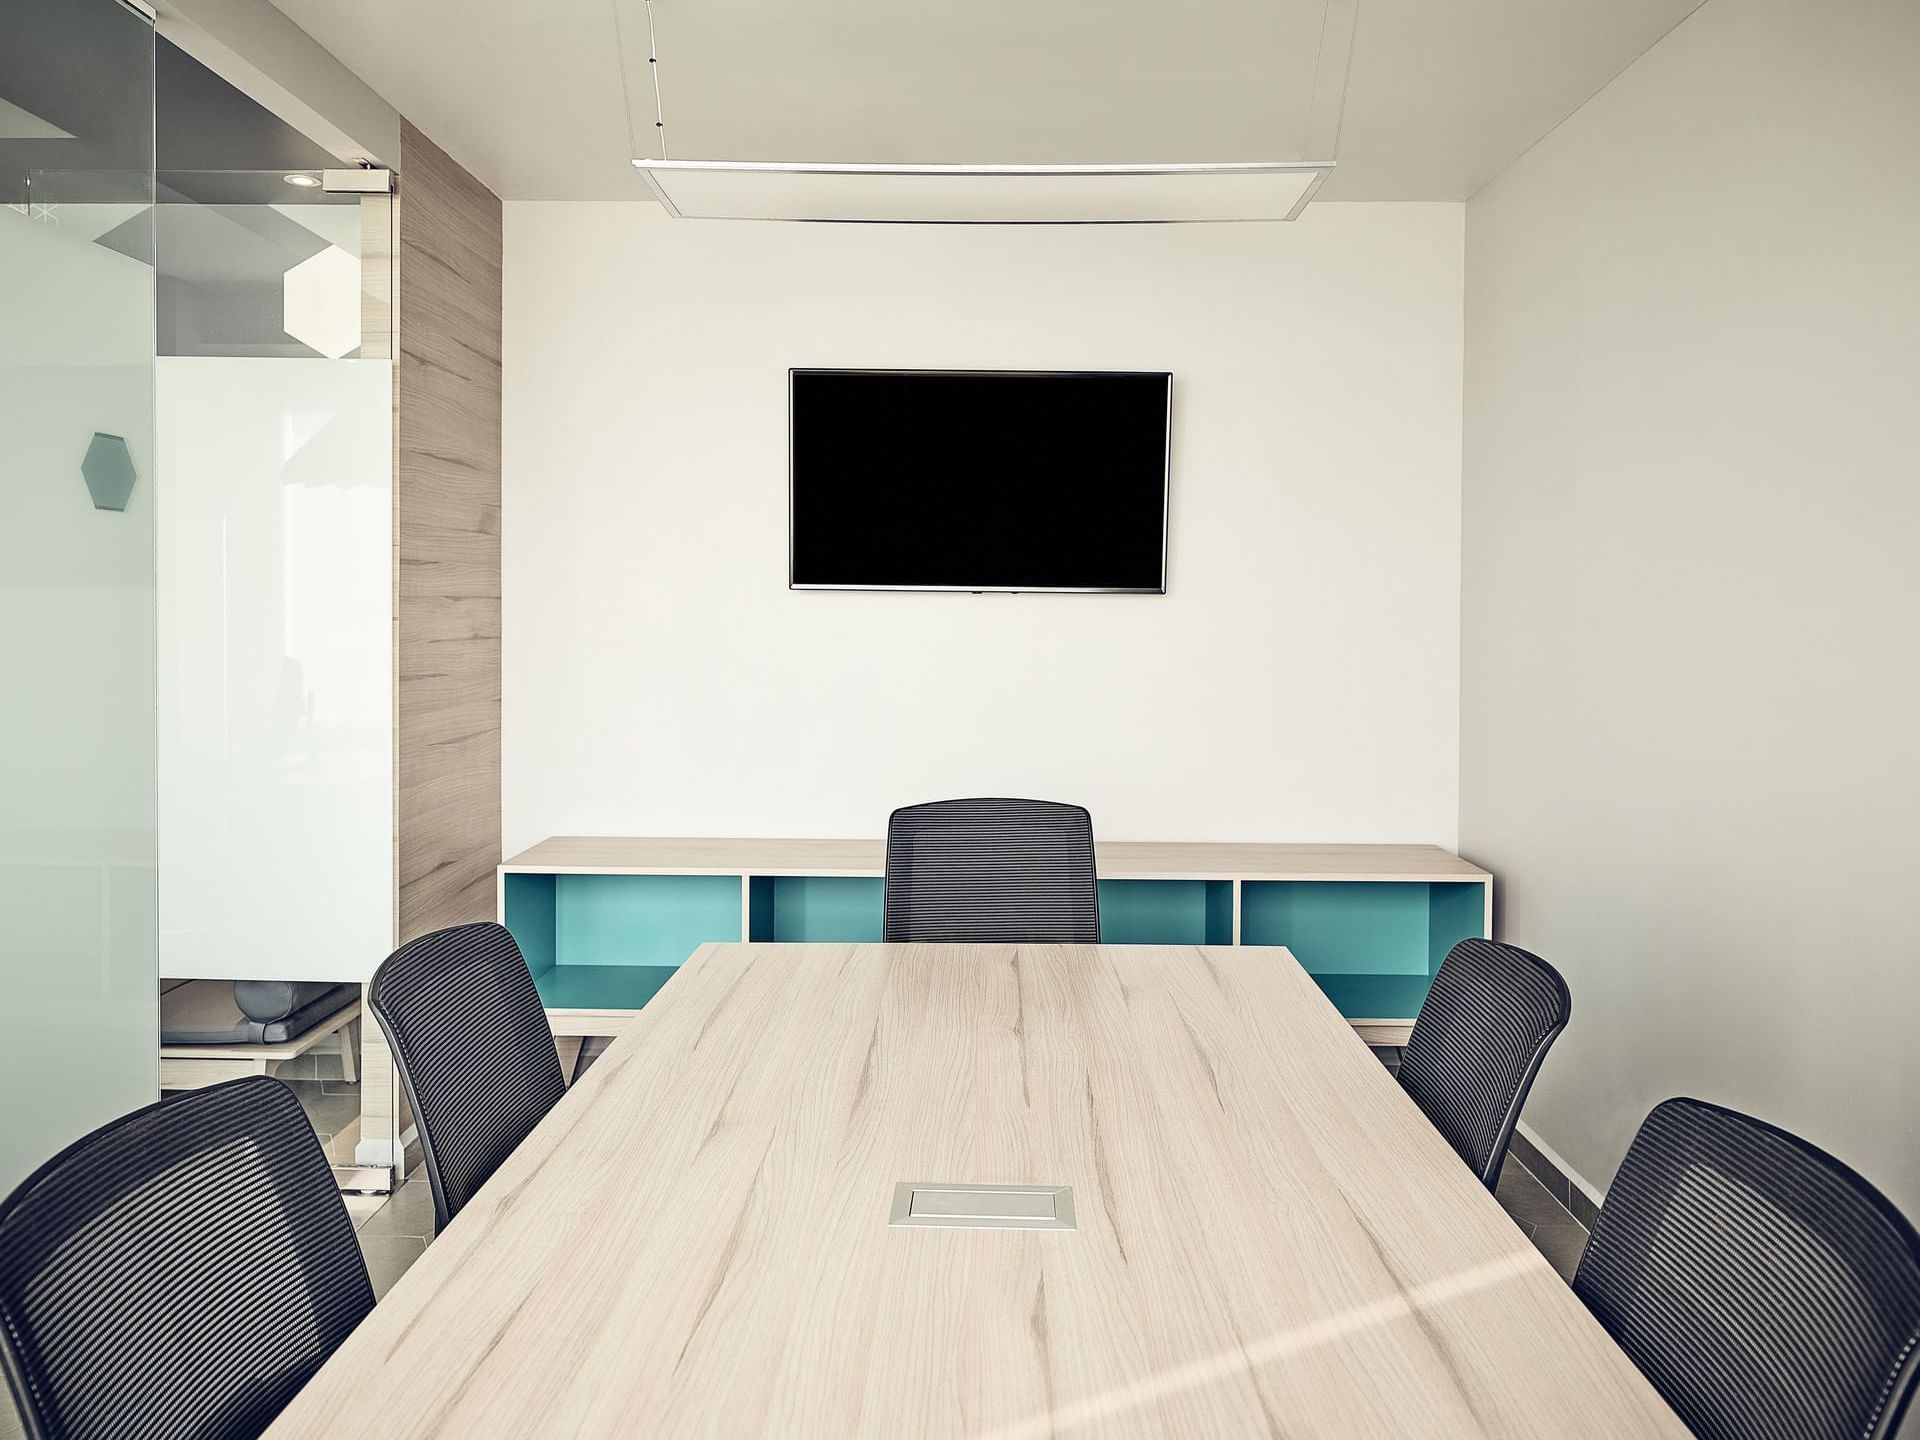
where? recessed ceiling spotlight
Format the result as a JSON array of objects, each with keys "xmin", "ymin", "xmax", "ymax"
[{"xmin": 282, "ymin": 172, "xmax": 322, "ymax": 188}]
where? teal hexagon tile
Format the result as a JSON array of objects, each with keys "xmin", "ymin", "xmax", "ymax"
[{"xmin": 81, "ymin": 432, "xmax": 137, "ymax": 512}]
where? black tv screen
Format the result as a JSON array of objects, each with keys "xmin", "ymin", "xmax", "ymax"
[{"xmin": 789, "ymin": 369, "xmax": 1171, "ymax": 592}]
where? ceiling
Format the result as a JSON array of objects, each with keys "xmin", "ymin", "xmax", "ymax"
[{"xmin": 264, "ymin": 0, "xmax": 1704, "ymax": 203}]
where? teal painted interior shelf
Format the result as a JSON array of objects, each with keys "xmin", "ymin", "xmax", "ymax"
[{"xmin": 500, "ymin": 837, "xmax": 1491, "ymax": 1040}]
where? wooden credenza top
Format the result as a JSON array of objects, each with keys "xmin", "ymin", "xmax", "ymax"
[{"xmin": 501, "ymin": 836, "xmax": 1490, "ymax": 884}]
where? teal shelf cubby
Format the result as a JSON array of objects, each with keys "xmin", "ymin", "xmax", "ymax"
[
  {"xmin": 1308, "ymin": 972, "xmax": 1437, "ymax": 1022},
  {"xmin": 747, "ymin": 875, "xmax": 885, "ymax": 942},
  {"xmin": 1240, "ymin": 879, "xmax": 1488, "ymax": 1019},
  {"xmin": 504, "ymin": 870, "xmax": 743, "ymax": 1012},
  {"xmin": 1097, "ymin": 879, "xmax": 1234, "ymax": 945},
  {"xmin": 533, "ymin": 963, "xmax": 679, "ymax": 1012}
]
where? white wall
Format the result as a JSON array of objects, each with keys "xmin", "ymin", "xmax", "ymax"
[
  {"xmin": 1463, "ymin": 0, "xmax": 1920, "ymax": 1212},
  {"xmin": 503, "ymin": 202, "xmax": 1464, "ymax": 853}
]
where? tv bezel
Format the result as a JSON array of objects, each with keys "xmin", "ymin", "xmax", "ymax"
[{"xmin": 787, "ymin": 366, "xmax": 1173, "ymax": 595}]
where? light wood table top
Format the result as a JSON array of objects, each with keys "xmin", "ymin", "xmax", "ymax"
[
  {"xmin": 502, "ymin": 836, "xmax": 1491, "ymax": 883},
  {"xmin": 268, "ymin": 943, "xmax": 1679, "ymax": 1439}
]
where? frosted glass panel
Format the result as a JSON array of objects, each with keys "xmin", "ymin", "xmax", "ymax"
[
  {"xmin": 157, "ymin": 358, "xmax": 393, "ymax": 981},
  {"xmin": 0, "ymin": 0, "xmax": 158, "ymax": 1194}
]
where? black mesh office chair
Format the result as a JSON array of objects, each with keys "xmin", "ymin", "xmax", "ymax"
[
  {"xmin": 366, "ymin": 921, "xmax": 566, "ymax": 1233},
  {"xmin": 0, "ymin": 1077, "xmax": 373, "ymax": 1440},
  {"xmin": 1396, "ymin": 937, "xmax": 1570, "ymax": 1188},
  {"xmin": 883, "ymin": 798, "xmax": 1101, "ymax": 943},
  {"xmin": 1573, "ymin": 1098, "xmax": 1920, "ymax": 1440}
]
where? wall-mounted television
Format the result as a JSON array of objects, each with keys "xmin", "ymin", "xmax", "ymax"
[{"xmin": 789, "ymin": 368, "xmax": 1172, "ymax": 593}]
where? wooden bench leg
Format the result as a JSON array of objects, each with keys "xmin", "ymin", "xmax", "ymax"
[
  {"xmin": 339, "ymin": 1016, "xmax": 360, "ymax": 1084},
  {"xmin": 161, "ymin": 1056, "xmax": 268, "ymax": 1089}
]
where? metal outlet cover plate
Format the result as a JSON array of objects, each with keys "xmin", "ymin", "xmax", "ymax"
[{"xmin": 889, "ymin": 1182, "xmax": 1077, "ymax": 1231}]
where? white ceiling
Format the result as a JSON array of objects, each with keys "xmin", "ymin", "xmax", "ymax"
[{"xmin": 265, "ymin": 0, "xmax": 1704, "ymax": 202}]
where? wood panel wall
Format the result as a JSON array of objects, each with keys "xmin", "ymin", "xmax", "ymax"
[{"xmin": 394, "ymin": 120, "xmax": 502, "ymax": 943}]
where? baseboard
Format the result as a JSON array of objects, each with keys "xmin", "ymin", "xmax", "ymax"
[{"xmin": 1512, "ymin": 1122, "xmax": 1605, "ymax": 1231}]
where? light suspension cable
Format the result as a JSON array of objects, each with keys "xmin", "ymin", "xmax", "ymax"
[{"xmin": 642, "ymin": 0, "xmax": 669, "ymax": 160}]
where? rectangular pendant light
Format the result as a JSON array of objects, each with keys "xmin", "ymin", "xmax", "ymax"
[{"xmin": 630, "ymin": 160, "xmax": 1332, "ymax": 224}]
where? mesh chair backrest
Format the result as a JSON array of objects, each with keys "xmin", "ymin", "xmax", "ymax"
[
  {"xmin": 367, "ymin": 922, "xmax": 566, "ymax": 1232},
  {"xmin": 1574, "ymin": 1098, "xmax": 1920, "ymax": 1440},
  {"xmin": 0, "ymin": 1077, "xmax": 373, "ymax": 1440},
  {"xmin": 1396, "ymin": 937, "xmax": 1570, "ymax": 1187},
  {"xmin": 884, "ymin": 798, "xmax": 1100, "ymax": 943}
]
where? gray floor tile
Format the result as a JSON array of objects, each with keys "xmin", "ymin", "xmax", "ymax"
[
  {"xmin": 280, "ymin": 1080, "xmax": 360, "ymax": 1142},
  {"xmin": 1496, "ymin": 1160, "xmax": 1581, "ymax": 1233},
  {"xmin": 342, "ymin": 1193, "xmax": 386, "ymax": 1230},
  {"xmin": 1531, "ymin": 1218, "xmax": 1590, "ymax": 1282},
  {"xmin": 1494, "ymin": 1155, "xmax": 1593, "ymax": 1282},
  {"xmin": 358, "ymin": 1174, "xmax": 436, "ymax": 1240},
  {"xmin": 358, "ymin": 1233, "xmax": 428, "ymax": 1300},
  {"xmin": 1564, "ymin": 1185, "xmax": 1603, "ymax": 1232}
]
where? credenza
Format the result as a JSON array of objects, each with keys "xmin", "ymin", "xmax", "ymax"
[{"xmin": 499, "ymin": 837, "xmax": 1492, "ymax": 1047}]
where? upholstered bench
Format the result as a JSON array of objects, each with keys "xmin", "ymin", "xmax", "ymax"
[{"xmin": 159, "ymin": 979, "xmax": 362, "ymax": 1091}]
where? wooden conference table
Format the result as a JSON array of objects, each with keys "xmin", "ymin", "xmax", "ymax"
[{"xmin": 268, "ymin": 943, "xmax": 1685, "ymax": 1438}]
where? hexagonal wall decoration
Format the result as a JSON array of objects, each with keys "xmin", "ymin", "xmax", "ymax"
[{"xmin": 81, "ymin": 432, "xmax": 137, "ymax": 512}]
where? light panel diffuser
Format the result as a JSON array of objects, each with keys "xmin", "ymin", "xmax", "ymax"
[{"xmin": 631, "ymin": 160, "xmax": 1330, "ymax": 224}]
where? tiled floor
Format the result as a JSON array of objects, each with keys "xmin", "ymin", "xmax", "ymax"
[
  {"xmin": 1495, "ymin": 1153, "xmax": 1591, "ymax": 1280},
  {"xmin": 344, "ymin": 1169, "xmax": 436, "ymax": 1299},
  {"xmin": 280, "ymin": 1077, "xmax": 362, "ymax": 1154}
]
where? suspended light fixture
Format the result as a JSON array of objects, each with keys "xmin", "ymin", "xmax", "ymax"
[
  {"xmin": 619, "ymin": 0, "xmax": 1358, "ymax": 224},
  {"xmin": 631, "ymin": 161, "xmax": 1329, "ymax": 224}
]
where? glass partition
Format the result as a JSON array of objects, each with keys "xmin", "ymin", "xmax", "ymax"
[
  {"xmin": 0, "ymin": 0, "xmax": 159, "ymax": 1192},
  {"xmin": 154, "ymin": 174, "xmax": 394, "ymax": 984}
]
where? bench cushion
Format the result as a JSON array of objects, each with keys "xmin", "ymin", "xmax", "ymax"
[{"xmin": 161, "ymin": 980, "xmax": 358, "ymax": 1046}]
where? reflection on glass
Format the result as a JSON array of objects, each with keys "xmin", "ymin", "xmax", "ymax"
[{"xmin": 0, "ymin": 0, "xmax": 159, "ymax": 1192}]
